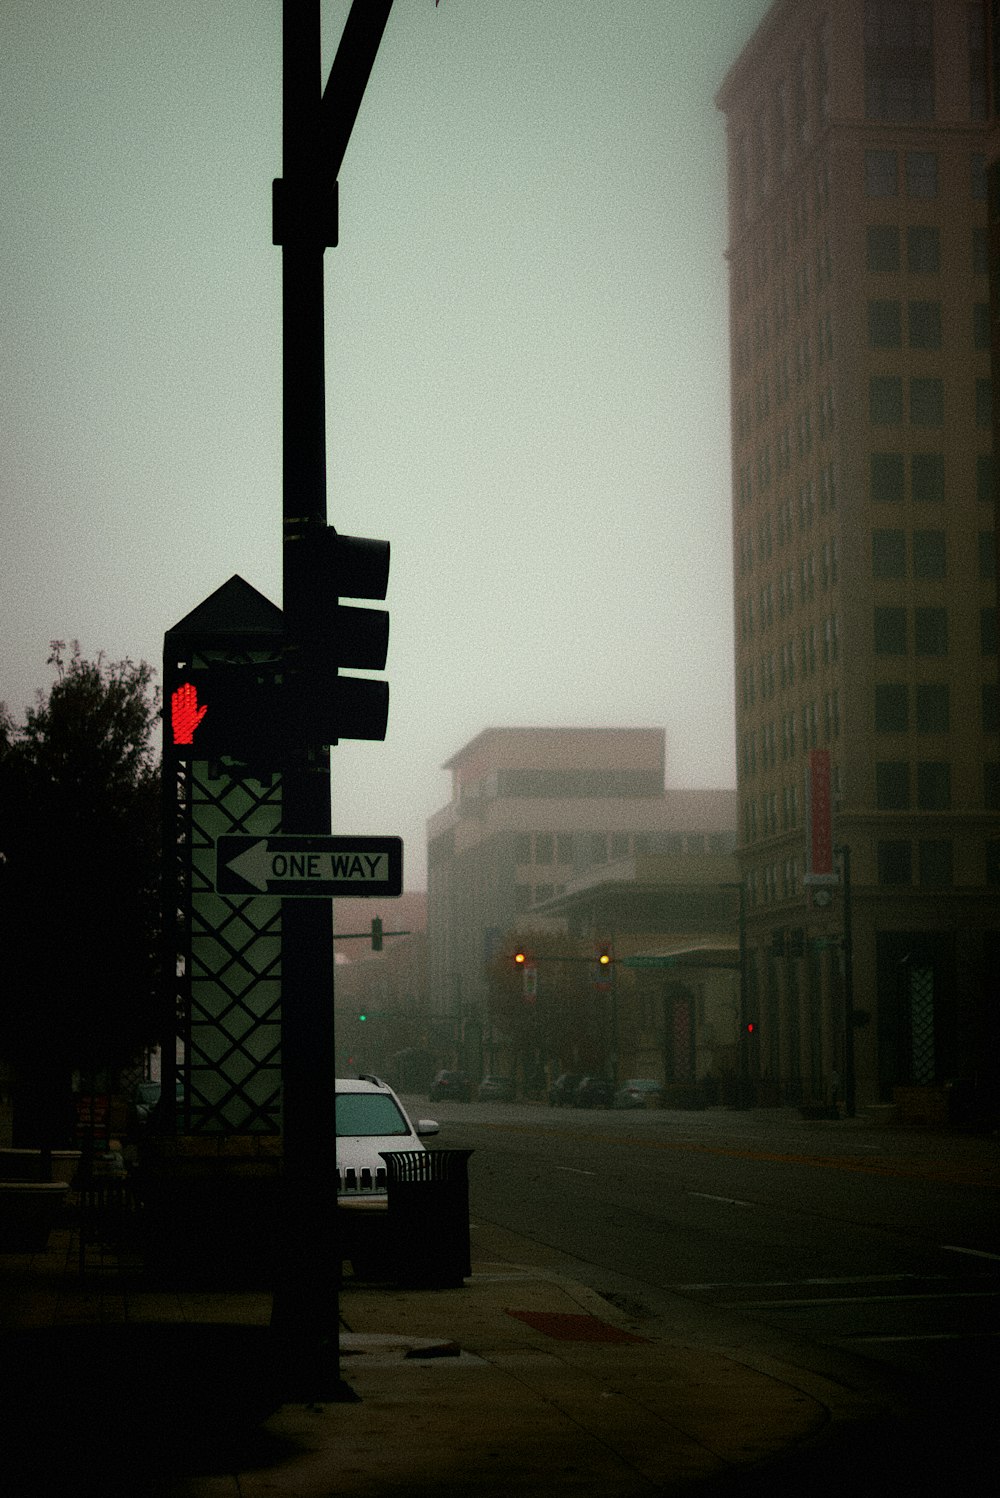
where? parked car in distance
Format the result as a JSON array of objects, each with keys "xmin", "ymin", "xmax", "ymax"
[
  {"xmin": 574, "ymin": 1076, "xmax": 613, "ymax": 1109},
  {"xmin": 548, "ymin": 1073, "xmax": 581, "ymax": 1107},
  {"xmin": 477, "ymin": 1075, "xmax": 515, "ymax": 1102},
  {"xmin": 429, "ymin": 1069, "xmax": 471, "ymax": 1102},
  {"xmin": 614, "ymin": 1078, "xmax": 664, "ymax": 1110},
  {"xmin": 336, "ymin": 1075, "xmax": 439, "ymax": 1211}
]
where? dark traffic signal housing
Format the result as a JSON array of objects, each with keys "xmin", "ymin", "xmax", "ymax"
[
  {"xmin": 165, "ymin": 525, "xmax": 391, "ymax": 764},
  {"xmin": 284, "ymin": 522, "xmax": 390, "ymax": 745}
]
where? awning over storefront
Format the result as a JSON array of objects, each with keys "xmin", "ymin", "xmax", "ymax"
[{"xmin": 620, "ymin": 944, "xmax": 740, "ymax": 972}]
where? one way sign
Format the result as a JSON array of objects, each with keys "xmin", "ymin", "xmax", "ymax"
[{"xmin": 216, "ymin": 835, "xmax": 402, "ymax": 897}]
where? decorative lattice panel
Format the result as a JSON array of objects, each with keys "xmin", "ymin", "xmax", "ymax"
[
  {"xmin": 909, "ymin": 966, "xmax": 935, "ymax": 1085},
  {"xmin": 163, "ymin": 582, "xmax": 287, "ymax": 1136},
  {"xmin": 183, "ymin": 761, "xmax": 283, "ymax": 1132},
  {"xmin": 671, "ymin": 995, "xmax": 694, "ymax": 1081}
]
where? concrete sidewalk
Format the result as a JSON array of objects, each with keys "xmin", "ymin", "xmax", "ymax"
[{"xmin": 0, "ymin": 1215, "xmax": 890, "ymax": 1498}]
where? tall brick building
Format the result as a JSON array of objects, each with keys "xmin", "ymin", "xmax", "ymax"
[{"xmin": 717, "ymin": 0, "xmax": 998, "ymax": 1116}]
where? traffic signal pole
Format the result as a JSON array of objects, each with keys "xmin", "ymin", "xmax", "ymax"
[
  {"xmin": 269, "ymin": 0, "xmax": 337, "ymax": 1388},
  {"xmin": 270, "ymin": 0, "xmax": 395, "ymax": 1394}
]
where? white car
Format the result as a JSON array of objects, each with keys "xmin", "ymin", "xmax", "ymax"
[{"xmin": 336, "ymin": 1075, "xmax": 439, "ymax": 1214}]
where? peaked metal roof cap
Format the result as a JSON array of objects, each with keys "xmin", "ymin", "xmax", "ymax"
[{"xmin": 165, "ymin": 575, "xmax": 283, "ymax": 642}]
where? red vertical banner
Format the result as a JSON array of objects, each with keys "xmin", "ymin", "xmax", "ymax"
[{"xmin": 806, "ymin": 749, "xmax": 834, "ymax": 878}]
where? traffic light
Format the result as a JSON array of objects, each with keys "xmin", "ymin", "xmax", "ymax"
[
  {"xmin": 358, "ymin": 1011, "xmax": 367, "ymax": 1023},
  {"xmin": 514, "ymin": 950, "xmax": 527, "ymax": 965},
  {"xmin": 745, "ymin": 1019, "xmax": 758, "ymax": 1037},
  {"xmin": 168, "ymin": 663, "xmax": 289, "ymax": 762},
  {"xmin": 284, "ymin": 524, "xmax": 390, "ymax": 744},
  {"xmin": 597, "ymin": 949, "xmax": 611, "ymax": 966},
  {"xmin": 371, "ymin": 916, "xmax": 383, "ymax": 952}
]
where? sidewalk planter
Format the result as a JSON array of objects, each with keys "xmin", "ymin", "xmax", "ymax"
[
  {"xmin": 798, "ymin": 1102, "xmax": 840, "ymax": 1120},
  {"xmin": 0, "ymin": 1149, "xmax": 81, "ymax": 1185},
  {"xmin": 893, "ymin": 1085, "xmax": 952, "ymax": 1125},
  {"xmin": 136, "ymin": 1135, "xmax": 283, "ymax": 1288},
  {"xmin": 0, "ymin": 1181, "xmax": 70, "ymax": 1252},
  {"xmin": 381, "ymin": 1148, "xmax": 473, "ymax": 1289},
  {"xmin": 661, "ymin": 1083, "xmax": 706, "ymax": 1111}
]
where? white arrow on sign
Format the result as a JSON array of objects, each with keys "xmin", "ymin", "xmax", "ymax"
[{"xmin": 227, "ymin": 839, "xmax": 389, "ymax": 893}]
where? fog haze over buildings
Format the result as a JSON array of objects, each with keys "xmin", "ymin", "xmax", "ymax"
[{"xmin": 1, "ymin": 1, "xmax": 773, "ymax": 887}]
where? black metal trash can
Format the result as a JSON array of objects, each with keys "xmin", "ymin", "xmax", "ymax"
[{"xmin": 380, "ymin": 1148, "xmax": 473, "ymax": 1288}]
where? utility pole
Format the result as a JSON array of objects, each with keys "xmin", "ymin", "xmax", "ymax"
[{"xmin": 270, "ymin": 0, "xmax": 396, "ymax": 1395}]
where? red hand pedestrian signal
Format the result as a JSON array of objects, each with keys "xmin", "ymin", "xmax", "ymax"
[{"xmin": 171, "ymin": 682, "xmax": 208, "ymax": 745}]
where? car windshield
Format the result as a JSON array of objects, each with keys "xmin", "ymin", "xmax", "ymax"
[{"xmin": 336, "ymin": 1093, "xmax": 410, "ymax": 1138}]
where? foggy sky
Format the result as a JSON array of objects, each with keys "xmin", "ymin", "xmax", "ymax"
[{"xmin": 1, "ymin": 0, "xmax": 771, "ymax": 889}]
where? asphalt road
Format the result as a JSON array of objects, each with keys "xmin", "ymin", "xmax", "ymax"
[{"xmin": 407, "ymin": 1096, "xmax": 1000, "ymax": 1494}]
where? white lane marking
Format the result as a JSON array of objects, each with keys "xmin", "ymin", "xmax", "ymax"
[
  {"xmin": 941, "ymin": 1244, "xmax": 1000, "ymax": 1262},
  {"xmin": 554, "ymin": 1165, "xmax": 596, "ymax": 1176},
  {"xmin": 848, "ymin": 1331, "xmax": 1000, "ymax": 1343},
  {"xmin": 722, "ymin": 1291, "xmax": 1000, "ymax": 1308},
  {"xmin": 687, "ymin": 1191, "xmax": 752, "ymax": 1206},
  {"xmin": 678, "ymin": 1274, "xmax": 948, "ymax": 1290}
]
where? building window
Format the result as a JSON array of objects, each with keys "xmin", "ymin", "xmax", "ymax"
[
  {"xmin": 873, "ymin": 529, "xmax": 906, "ymax": 577},
  {"xmin": 610, "ymin": 832, "xmax": 630, "ymax": 860},
  {"xmin": 908, "ymin": 301, "xmax": 941, "ymax": 349},
  {"xmin": 864, "ymin": 149, "xmax": 898, "ymax": 197},
  {"xmin": 912, "ymin": 452, "xmax": 944, "ymax": 503},
  {"xmin": 910, "ymin": 377, "xmax": 943, "ymax": 426},
  {"xmin": 977, "ymin": 454, "xmax": 995, "ymax": 504},
  {"xmin": 514, "ymin": 884, "xmax": 531, "ymax": 913},
  {"xmin": 985, "ymin": 685, "xmax": 1000, "ymax": 730},
  {"xmin": 908, "ymin": 225, "xmax": 940, "ymax": 273},
  {"xmin": 973, "ymin": 303, "xmax": 990, "ymax": 349},
  {"xmin": 978, "ymin": 532, "xmax": 996, "ymax": 579},
  {"xmin": 987, "ymin": 842, "xmax": 1000, "ymax": 886},
  {"xmin": 973, "ymin": 225, "xmax": 989, "ymax": 275},
  {"xmin": 917, "ymin": 761, "xmax": 950, "ymax": 810},
  {"xmin": 914, "ymin": 607, "xmax": 948, "ymax": 655},
  {"xmin": 876, "ymin": 760, "xmax": 910, "ymax": 810},
  {"xmin": 864, "ymin": 0, "xmax": 934, "ymax": 121},
  {"xmin": 534, "ymin": 833, "xmax": 553, "ymax": 865},
  {"xmin": 985, "ymin": 762, "xmax": 1000, "ymax": 810},
  {"xmin": 514, "ymin": 834, "xmax": 531, "ymax": 864},
  {"xmin": 918, "ymin": 840, "xmax": 953, "ymax": 887},
  {"xmin": 871, "ymin": 451, "xmax": 904, "ymax": 502},
  {"xmin": 590, "ymin": 833, "xmax": 607, "ymax": 865},
  {"xmin": 878, "ymin": 840, "xmax": 912, "ymax": 885},
  {"xmin": 983, "ymin": 614, "xmax": 999, "ymax": 657},
  {"xmin": 905, "ymin": 151, "xmax": 938, "ymax": 198},
  {"xmin": 976, "ymin": 378, "xmax": 993, "ymax": 427},
  {"xmin": 971, "ymin": 152, "xmax": 987, "ymax": 201},
  {"xmin": 870, "ymin": 376, "xmax": 903, "ymax": 425},
  {"xmin": 875, "ymin": 683, "xmax": 908, "ymax": 732},
  {"xmin": 874, "ymin": 605, "xmax": 907, "ymax": 654},
  {"xmin": 912, "ymin": 530, "xmax": 946, "ymax": 578},
  {"xmin": 867, "ymin": 224, "xmax": 900, "ymax": 272},
  {"xmin": 534, "ymin": 883, "xmax": 554, "ymax": 905},
  {"xmin": 916, "ymin": 683, "xmax": 949, "ymax": 733},
  {"xmin": 868, "ymin": 299, "xmax": 902, "ymax": 347}
]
